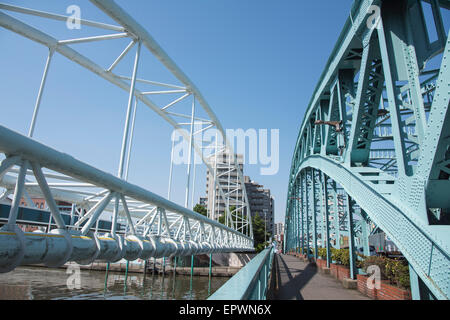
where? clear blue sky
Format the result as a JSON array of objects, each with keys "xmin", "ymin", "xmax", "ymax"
[{"xmin": 0, "ymin": 0, "xmax": 356, "ymax": 224}]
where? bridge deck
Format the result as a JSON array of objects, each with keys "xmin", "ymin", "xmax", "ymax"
[{"xmin": 270, "ymin": 254, "xmax": 369, "ymax": 300}]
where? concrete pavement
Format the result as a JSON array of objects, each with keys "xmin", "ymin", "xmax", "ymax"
[{"xmin": 270, "ymin": 254, "xmax": 370, "ymax": 300}]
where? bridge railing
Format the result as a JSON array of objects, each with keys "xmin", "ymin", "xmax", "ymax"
[
  {"xmin": 0, "ymin": 125, "xmax": 253, "ymax": 273},
  {"xmin": 208, "ymin": 245, "xmax": 275, "ymax": 300}
]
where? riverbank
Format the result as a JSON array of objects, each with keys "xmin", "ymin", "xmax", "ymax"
[
  {"xmin": 0, "ymin": 265, "xmax": 230, "ymax": 300},
  {"xmin": 23, "ymin": 260, "xmax": 242, "ymax": 277},
  {"xmin": 75, "ymin": 261, "xmax": 241, "ymax": 277}
]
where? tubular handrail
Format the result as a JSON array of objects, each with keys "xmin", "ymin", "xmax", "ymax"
[
  {"xmin": 208, "ymin": 245, "xmax": 275, "ymax": 300},
  {"xmin": 0, "ymin": 124, "xmax": 251, "ymax": 243}
]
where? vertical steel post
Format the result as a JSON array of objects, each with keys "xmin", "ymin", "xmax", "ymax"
[
  {"xmin": 149, "ymin": 269, "xmax": 155, "ymax": 299},
  {"xmin": 47, "ymin": 215, "xmax": 53, "ymax": 233},
  {"xmin": 289, "ymin": 186, "xmax": 293, "ymax": 253},
  {"xmin": 210, "ymin": 132, "xmax": 218, "ymax": 220},
  {"xmin": 160, "ymin": 268, "xmax": 166, "ymax": 299},
  {"xmin": 103, "ymin": 262, "xmax": 110, "ymax": 296},
  {"xmin": 174, "ymin": 256, "xmax": 177, "ymax": 274},
  {"xmin": 311, "ymin": 169, "xmax": 318, "ymax": 259},
  {"xmin": 295, "ymin": 181, "xmax": 299, "ymax": 253},
  {"xmin": 111, "ymin": 194, "xmax": 119, "ymax": 236},
  {"xmin": 345, "ymin": 194, "xmax": 356, "ymax": 279},
  {"xmin": 184, "ymin": 96, "xmax": 195, "ymax": 208},
  {"xmin": 163, "ymin": 256, "xmax": 166, "ymax": 275},
  {"xmin": 360, "ymin": 209, "xmax": 370, "ymax": 257},
  {"xmin": 124, "ymin": 260, "xmax": 129, "ymax": 294},
  {"xmin": 409, "ymin": 263, "xmax": 421, "ymax": 300},
  {"xmin": 171, "ymin": 260, "xmax": 177, "ymax": 299},
  {"xmin": 117, "ymin": 41, "xmax": 141, "ymax": 180},
  {"xmin": 305, "ymin": 170, "xmax": 310, "ymax": 257},
  {"xmin": 157, "ymin": 208, "xmax": 162, "ymax": 236},
  {"xmin": 124, "ymin": 99, "xmax": 138, "ymax": 181},
  {"xmin": 69, "ymin": 203, "xmax": 76, "ymax": 227},
  {"xmin": 143, "ymin": 259, "xmax": 148, "ymax": 279},
  {"xmin": 226, "ymin": 153, "xmax": 231, "ymax": 228},
  {"xmin": 191, "ymin": 143, "xmax": 197, "ymax": 209},
  {"xmin": 258, "ymin": 277, "xmax": 261, "ymax": 299},
  {"xmin": 407, "ymin": 263, "xmax": 434, "ymax": 300},
  {"xmin": 230, "ymin": 155, "xmax": 235, "ymax": 229},
  {"xmin": 322, "ymin": 173, "xmax": 331, "ymax": 268},
  {"xmin": 318, "ymin": 174, "xmax": 325, "ymax": 250},
  {"xmin": 292, "ymin": 186, "xmax": 295, "ymax": 253},
  {"xmin": 292, "ymin": 182, "xmax": 296, "ymax": 252},
  {"xmin": 208, "ymin": 253, "xmax": 212, "ymax": 296},
  {"xmin": 263, "ymin": 263, "xmax": 267, "ymax": 298},
  {"xmin": 286, "ymin": 217, "xmax": 290, "ymax": 252},
  {"xmin": 332, "ymin": 180, "xmax": 340, "ymax": 249},
  {"xmin": 167, "ymin": 137, "xmax": 175, "ymax": 200},
  {"xmin": 305, "ymin": 169, "xmax": 310, "ymax": 258},
  {"xmin": 300, "ymin": 172, "xmax": 305, "ymax": 254},
  {"xmin": 28, "ymin": 47, "xmax": 54, "ymax": 138},
  {"xmin": 189, "ymin": 254, "xmax": 194, "ymax": 299}
]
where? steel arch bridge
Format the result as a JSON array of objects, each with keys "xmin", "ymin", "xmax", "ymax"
[
  {"xmin": 284, "ymin": 0, "xmax": 450, "ymax": 300},
  {"xmin": 0, "ymin": 1, "xmax": 254, "ymax": 274}
]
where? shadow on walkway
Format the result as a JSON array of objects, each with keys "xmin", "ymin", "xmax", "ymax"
[{"xmin": 273, "ymin": 254, "xmax": 317, "ymax": 300}]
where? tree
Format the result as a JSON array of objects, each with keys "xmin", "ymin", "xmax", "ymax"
[
  {"xmin": 218, "ymin": 206, "xmax": 240, "ymax": 226},
  {"xmin": 252, "ymin": 212, "xmax": 272, "ymax": 253},
  {"xmin": 218, "ymin": 207, "xmax": 272, "ymax": 253},
  {"xmin": 193, "ymin": 204, "xmax": 207, "ymax": 216}
]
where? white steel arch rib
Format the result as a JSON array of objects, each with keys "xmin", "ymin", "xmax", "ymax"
[
  {"xmin": 0, "ymin": 0, "xmax": 255, "ymax": 272},
  {"xmin": 0, "ymin": 1, "xmax": 252, "ymax": 237}
]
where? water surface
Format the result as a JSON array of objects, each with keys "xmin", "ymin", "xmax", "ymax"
[{"xmin": 0, "ymin": 266, "xmax": 229, "ymax": 300}]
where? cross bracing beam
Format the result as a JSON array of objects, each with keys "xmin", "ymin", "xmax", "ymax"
[
  {"xmin": 285, "ymin": 0, "xmax": 449, "ymax": 300},
  {"xmin": 0, "ymin": 171, "xmax": 163, "ymax": 222},
  {"xmin": 0, "ymin": 3, "xmax": 125, "ymax": 31}
]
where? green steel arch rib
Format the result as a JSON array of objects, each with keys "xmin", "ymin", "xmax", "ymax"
[
  {"xmin": 294, "ymin": 157, "xmax": 449, "ymax": 299},
  {"xmin": 285, "ymin": 0, "xmax": 450, "ymax": 300}
]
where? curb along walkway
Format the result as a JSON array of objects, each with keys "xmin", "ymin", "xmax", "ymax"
[{"xmin": 271, "ymin": 254, "xmax": 370, "ymax": 300}]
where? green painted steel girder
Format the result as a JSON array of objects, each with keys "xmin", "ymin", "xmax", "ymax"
[{"xmin": 285, "ymin": 0, "xmax": 450, "ymax": 300}]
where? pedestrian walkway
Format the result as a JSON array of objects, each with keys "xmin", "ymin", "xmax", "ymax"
[{"xmin": 271, "ymin": 254, "xmax": 370, "ymax": 300}]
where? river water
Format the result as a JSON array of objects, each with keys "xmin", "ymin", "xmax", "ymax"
[{"xmin": 0, "ymin": 266, "xmax": 230, "ymax": 300}]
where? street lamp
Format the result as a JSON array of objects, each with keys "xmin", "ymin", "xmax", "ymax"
[{"xmin": 263, "ymin": 209, "xmax": 267, "ymax": 248}]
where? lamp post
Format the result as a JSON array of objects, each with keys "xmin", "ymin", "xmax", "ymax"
[{"xmin": 264, "ymin": 209, "xmax": 267, "ymax": 248}]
